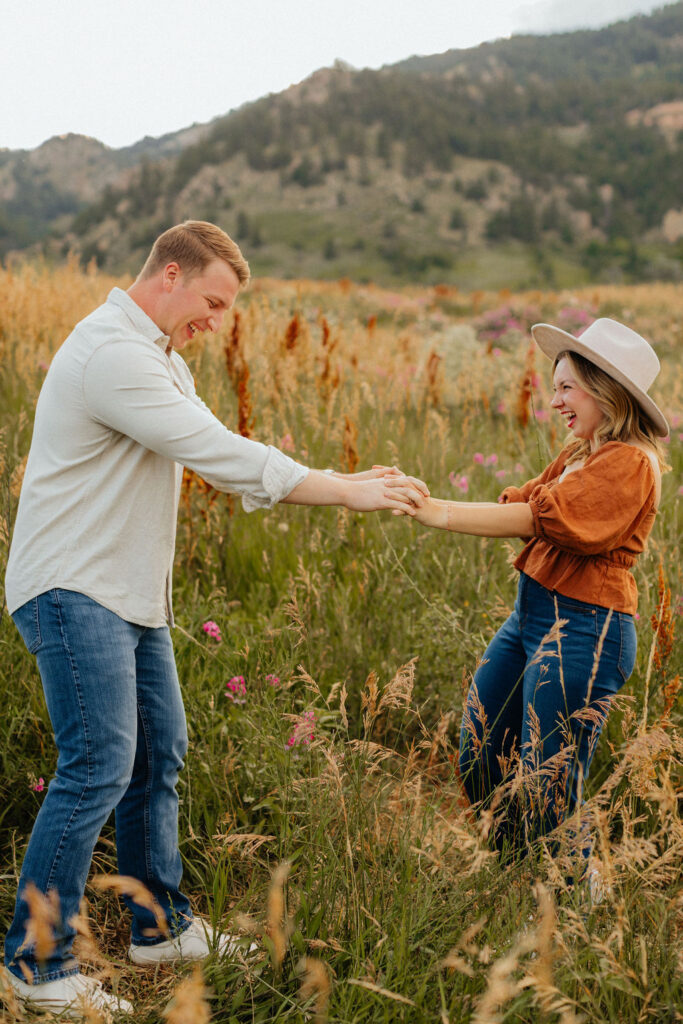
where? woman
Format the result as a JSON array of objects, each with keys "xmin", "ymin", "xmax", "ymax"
[{"xmin": 387, "ymin": 318, "xmax": 668, "ymax": 863}]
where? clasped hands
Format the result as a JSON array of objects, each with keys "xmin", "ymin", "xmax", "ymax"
[{"xmin": 338, "ymin": 464, "xmax": 430, "ymax": 517}]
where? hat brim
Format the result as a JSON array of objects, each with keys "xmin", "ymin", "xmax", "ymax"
[{"xmin": 531, "ymin": 323, "xmax": 669, "ymax": 437}]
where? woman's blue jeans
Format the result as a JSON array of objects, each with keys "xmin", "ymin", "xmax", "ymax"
[
  {"xmin": 459, "ymin": 573, "xmax": 637, "ymax": 856},
  {"xmin": 5, "ymin": 589, "xmax": 191, "ymax": 982}
]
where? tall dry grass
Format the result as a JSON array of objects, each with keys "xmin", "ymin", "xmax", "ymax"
[{"xmin": 0, "ymin": 262, "xmax": 680, "ymax": 1022}]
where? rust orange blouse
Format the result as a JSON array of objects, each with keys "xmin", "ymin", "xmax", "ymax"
[{"xmin": 499, "ymin": 442, "xmax": 657, "ymax": 614}]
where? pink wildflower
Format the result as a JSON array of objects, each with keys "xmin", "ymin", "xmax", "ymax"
[
  {"xmin": 496, "ymin": 402, "xmax": 506, "ymax": 413},
  {"xmin": 485, "ymin": 453, "xmax": 498, "ymax": 466},
  {"xmin": 534, "ymin": 409, "xmax": 550, "ymax": 423},
  {"xmin": 670, "ymin": 413, "xmax": 680, "ymax": 428},
  {"xmin": 678, "ymin": 486, "xmax": 683, "ymax": 497},
  {"xmin": 279, "ymin": 433, "xmax": 295, "ymax": 452},
  {"xmin": 32, "ymin": 778, "xmax": 45, "ymax": 792},
  {"xmin": 286, "ymin": 710, "xmax": 315, "ymax": 750},
  {"xmin": 225, "ymin": 676, "xmax": 247, "ymax": 704},
  {"xmin": 202, "ymin": 620, "xmax": 222, "ymax": 642},
  {"xmin": 492, "ymin": 347, "xmax": 503, "ymax": 358},
  {"xmin": 495, "ymin": 469, "xmax": 507, "ymax": 481},
  {"xmin": 531, "ymin": 373, "xmax": 541, "ymax": 389},
  {"xmin": 473, "ymin": 452, "xmax": 485, "ymax": 465},
  {"xmin": 449, "ymin": 471, "xmax": 469, "ymax": 493},
  {"xmin": 266, "ymin": 674, "xmax": 280, "ymax": 687},
  {"xmin": 515, "ymin": 462, "xmax": 525, "ymax": 474}
]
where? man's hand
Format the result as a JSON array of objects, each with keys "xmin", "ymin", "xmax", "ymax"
[{"xmin": 343, "ymin": 475, "xmax": 427, "ymax": 514}]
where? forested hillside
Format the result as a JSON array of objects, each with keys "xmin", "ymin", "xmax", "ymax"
[{"xmin": 2, "ymin": 2, "xmax": 682, "ymax": 287}]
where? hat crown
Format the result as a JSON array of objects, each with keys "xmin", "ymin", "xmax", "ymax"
[{"xmin": 578, "ymin": 318, "xmax": 659, "ymax": 391}]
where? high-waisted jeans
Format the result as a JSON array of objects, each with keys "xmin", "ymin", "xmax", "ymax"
[
  {"xmin": 459, "ymin": 573, "xmax": 637, "ymax": 854},
  {"xmin": 5, "ymin": 589, "xmax": 191, "ymax": 982}
]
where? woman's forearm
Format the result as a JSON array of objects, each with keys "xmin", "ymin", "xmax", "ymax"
[{"xmin": 413, "ymin": 497, "xmax": 534, "ymax": 538}]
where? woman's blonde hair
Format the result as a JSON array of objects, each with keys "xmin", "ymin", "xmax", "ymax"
[{"xmin": 556, "ymin": 350, "xmax": 669, "ymax": 470}]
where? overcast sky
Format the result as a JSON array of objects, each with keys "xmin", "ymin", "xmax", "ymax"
[{"xmin": 1, "ymin": 0, "xmax": 670, "ymax": 152}]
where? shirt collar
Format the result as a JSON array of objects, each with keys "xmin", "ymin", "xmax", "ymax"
[{"xmin": 106, "ymin": 287, "xmax": 170, "ymax": 351}]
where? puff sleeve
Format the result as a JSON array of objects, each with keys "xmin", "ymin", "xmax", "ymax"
[
  {"xmin": 498, "ymin": 452, "xmax": 567, "ymax": 505},
  {"xmin": 526, "ymin": 445, "xmax": 655, "ymax": 555}
]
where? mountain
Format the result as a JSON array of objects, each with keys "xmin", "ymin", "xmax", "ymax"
[
  {"xmin": 2, "ymin": 2, "xmax": 682, "ymax": 288},
  {"xmin": 0, "ymin": 124, "xmax": 212, "ymax": 254}
]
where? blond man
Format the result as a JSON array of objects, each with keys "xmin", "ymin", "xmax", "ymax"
[{"xmin": 4, "ymin": 222, "xmax": 424, "ymax": 1017}]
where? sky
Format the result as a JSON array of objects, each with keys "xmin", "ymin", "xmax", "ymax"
[{"xmin": 1, "ymin": 0, "xmax": 670, "ymax": 152}]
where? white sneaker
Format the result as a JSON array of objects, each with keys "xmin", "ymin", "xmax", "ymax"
[
  {"xmin": 3, "ymin": 968, "xmax": 134, "ymax": 1018},
  {"xmin": 128, "ymin": 917, "xmax": 258, "ymax": 964}
]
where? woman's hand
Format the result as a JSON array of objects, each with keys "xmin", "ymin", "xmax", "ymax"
[{"xmin": 332, "ymin": 464, "xmax": 430, "ymax": 495}]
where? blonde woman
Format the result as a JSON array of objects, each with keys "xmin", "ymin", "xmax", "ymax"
[{"xmin": 387, "ymin": 318, "xmax": 668, "ymax": 866}]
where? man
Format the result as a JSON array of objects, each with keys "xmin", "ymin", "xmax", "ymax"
[{"xmin": 3, "ymin": 221, "xmax": 424, "ymax": 1017}]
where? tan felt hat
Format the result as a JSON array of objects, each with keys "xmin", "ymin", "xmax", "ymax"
[{"xmin": 531, "ymin": 317, "xmax": 668, "ymax": 437}]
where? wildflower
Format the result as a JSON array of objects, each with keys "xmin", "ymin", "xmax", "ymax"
[
  {"xmin": 225, "ymin": 676, "xmax": 247, "ymax": 704},
  {"xmin": 496, "ymin": 401, "xmax": 506, "ymax": 413},
  {"xmin": 32, "ymin": 777, "xmax": 45, "ymax": 792},
  {"xmin": 202, "ymin": 620, "xmax": 222, "ymax": 642},
  {"xmin": 678, "ymin": 486, "xmax": 683, "ymax": 497},
  {"xmin": 473, "ymin": 452, "xmax": 485, "ymax": 465},
  {"xmin": 286, "ymin": 710, "xmax": 315, "ymax": 749},
  {"xmin": 485, "ymin": 453, "xmax": 498, "ymax": 466},
  {"xmin": 449, "ymin": 472, "xmax": 469, "ymax": 493},
  {"xmin": 492, "ymin": 347, "xmax": 503, "ymax": 357},
  {"xmin": 279, "ymin": 433, "xmax": 295, "ymax": 452},
  {"xmin": 534, "ymin": 409, "xmax": 550, "ymax": 422},
  {"xmin": 495, "ymin": 469, "xmax": 507, "ymax": 481},
  {"xmin": 515, "ymin": 462, "xmax": 525, "ymax": 474},
  {"xmin": 671, "ymin": 413, "xmax": 681, "ymax": 428},
  {"xmin": 266, "ymin": 674, "xmax": 280, "ymax": 687}
]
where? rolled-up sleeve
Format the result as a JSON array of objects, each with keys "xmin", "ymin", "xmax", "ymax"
[
  {"xmin": 526, "ymin": 446, "xmax": 655, "ymax": 555},
  {"xmin": 82, "ymin": 339, "xmax": 308, "ymax": 510}
]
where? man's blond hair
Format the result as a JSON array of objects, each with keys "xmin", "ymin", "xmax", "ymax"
[{"xmin": 138, "ymin": 221, "xmax": 250, "ymax": 286}]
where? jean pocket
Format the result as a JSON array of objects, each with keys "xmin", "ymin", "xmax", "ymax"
[
  {"xmin": 617, "ymin": 614, "xmax": 637, "ymax": 683},
  {"xmin": 12, "ymin": 597, "xmax": 43, "ymax": 654}
]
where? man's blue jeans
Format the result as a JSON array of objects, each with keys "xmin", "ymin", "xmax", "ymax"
[
  {"xmin": 459, "ymin": 573, "xmax": 637, "ymax": 855},
  {"xmin": 5, "ymin": 589, "xmax": 191, "ymax": 982}
]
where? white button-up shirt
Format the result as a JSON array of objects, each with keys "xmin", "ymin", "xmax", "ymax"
[{"xmin": 5, "ymin": 288, "xmax": 308, "ymax": 627}]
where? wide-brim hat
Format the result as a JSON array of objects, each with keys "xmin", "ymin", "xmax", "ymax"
[{"xmin": 531, "ymin": 317, "xmax": 669, "ymax": 437}]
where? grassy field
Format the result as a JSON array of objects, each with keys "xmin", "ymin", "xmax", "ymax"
[{"xmin": 0, "ymin": 262, "xmax": 681, "ymax": 1022}]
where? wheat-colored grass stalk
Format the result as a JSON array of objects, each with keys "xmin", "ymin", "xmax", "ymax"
[
  {"xmin": 298, "ymin": 956, "xmax": 331, "ymax": 1024},
  {"xmin": 90, "ymin": 875, "xmax": 170, "ymax": 938},
  {"xmin": 266, "ymin": 861, "xmax": 292, "ymax": 970},
  {"xmin": 20, "ymin": 881, "xmax": 60, "ymax": 965},
  {"xmin": 162, "ymin": 964, "xmax": 212, "ymax": 1024}
]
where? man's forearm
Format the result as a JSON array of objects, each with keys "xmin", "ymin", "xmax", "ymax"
[{"xmin": 281, "ymin": 470, "xmax": 351, "ymax": 507}]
